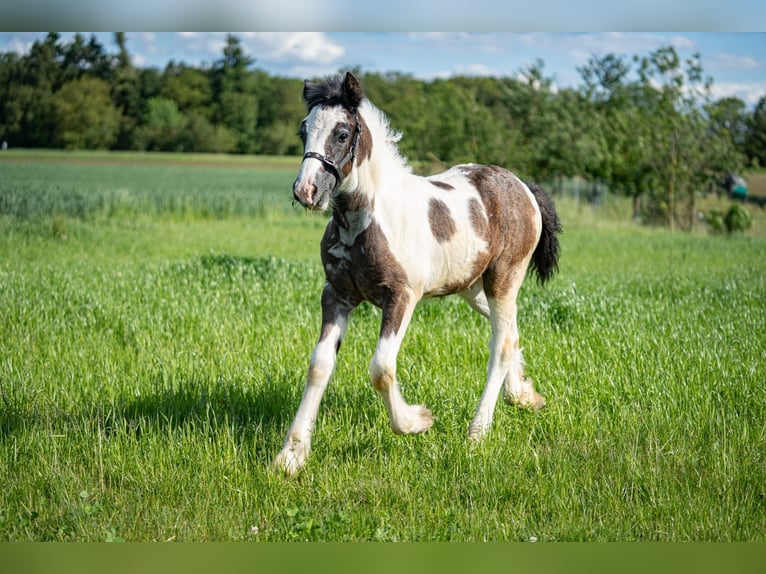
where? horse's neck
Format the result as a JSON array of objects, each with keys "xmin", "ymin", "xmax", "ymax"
[{"xmin": 333, "ymin": 133, "xmax": 412, "ymax": 241}]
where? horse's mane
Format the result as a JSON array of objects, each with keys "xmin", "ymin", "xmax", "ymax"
[
  {"xmin": 304, "ymin": 75, "xmax": 347, "ymax": 111},
  {"xmin": 359, "ymin": 99, "xmax": 411, "ymax": 174}
]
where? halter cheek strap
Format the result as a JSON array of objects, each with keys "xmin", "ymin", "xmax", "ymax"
[{"xmin": 302, "ymin": 111, "xmax": 363, "ymax": 189}]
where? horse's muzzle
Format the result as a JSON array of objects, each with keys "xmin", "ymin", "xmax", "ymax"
[
  {"xmin": 292, "ymin": 178, "xmax": 317, "ymax": 209},
  {"xmin": 293, "ymin": 179, "xmax": 331, "ymax": 212}
]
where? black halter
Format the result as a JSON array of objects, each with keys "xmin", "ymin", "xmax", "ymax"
[{"xmin": 302, "ymin": 110, "xmax": 363, "ymax": 189}]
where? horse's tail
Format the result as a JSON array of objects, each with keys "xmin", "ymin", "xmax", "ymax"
[{"xmin": 528, "ymin": 183, "xmax": 562, "ymax": 285}]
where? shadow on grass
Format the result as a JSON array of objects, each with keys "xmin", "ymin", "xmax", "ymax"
[
  {"xmin": 110, "ymin": 375, "xmax": 297, "ymax": 440},
  {"xmin": 0, "ymin": 374, "xmax": 301, "ymax": 466}
]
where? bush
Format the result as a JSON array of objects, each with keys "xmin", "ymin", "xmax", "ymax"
[
  {"xmin": 704, "ymin": 208, "xmax": 725, "ymax": 234},
  {"xmin": 724, "ymin": 203, "xmax": 752, "ymax": 234}
]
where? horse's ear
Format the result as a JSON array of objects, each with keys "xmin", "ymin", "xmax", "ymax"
[
  {"xmin": 302, "ymin": 79, "xmax": 312, "ymax": 103},
  {"xmin": 342, "ymin": 72, "xmax": 364, "ymax": 110}
]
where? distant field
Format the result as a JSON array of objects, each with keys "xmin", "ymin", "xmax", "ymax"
[
  {"xmin": 1, "ymin": 151, "xmax": 764, "ymax": 541},
  {"xmin": 0, "ymin": 148, "xmax": 302, "ymax": 171},
  {"xmin": 745, "ymin": 170, "xmax": 766, "ymax": 197}
]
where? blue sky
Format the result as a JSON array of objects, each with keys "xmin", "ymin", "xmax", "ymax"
[{"xmin": 2, "ymin": 32, "xmax": 765, "ymax": 106}]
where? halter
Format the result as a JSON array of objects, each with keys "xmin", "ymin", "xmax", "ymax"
[{"xmin": 302, "ymin": 110, "xmax": 363, "ymax": 189}]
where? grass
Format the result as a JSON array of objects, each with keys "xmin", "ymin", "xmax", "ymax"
[{"xmin": 0, "ymin": 151, "xmax": 764, "ymax": 541}]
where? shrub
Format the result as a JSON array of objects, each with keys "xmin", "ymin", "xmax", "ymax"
[{"xmin": 723, "ymin": 203, "xmax": 752, "ymax": 234}]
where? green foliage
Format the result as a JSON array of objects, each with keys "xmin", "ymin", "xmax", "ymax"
[
  {"xmin": 54, "ymin": 77, "xmax": 121, "ymax": 149},
  {"xmin": 0, "ymin": 154, "xmax": 764, "ymax": 541},
  {"xmin": 0, "ymin": 34, "xmax": 758, "ymax": 232},
  {"xmin": 745, "ymin": 96, "xmax": 766, "ymax": 168},
  {"xmin": 704, "ymin": 203, "xmax": 753, "ymax": 235},
  {"xmin": 140, "ymin": 97, "xmax": 185, "ymax": 151},
  {"xmin": 703, "ymin": 207, "xmax": 725, "ymax": 234},
  {"xmin": 723, "ymin": 203, "xmax": 752, "ymax": 233},
  {"xmin": 579, "ymin": 46, "xmax": 746, "ymax": 231}
]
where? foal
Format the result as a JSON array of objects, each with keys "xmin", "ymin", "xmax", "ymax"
[{"xmin": 273, "ymin": 72, "xmax": 561, "ymax": 476}]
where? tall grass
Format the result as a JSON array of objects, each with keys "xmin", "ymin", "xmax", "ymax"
[
  {"xmin": 0, "ymin": 152, "xmax": 764, "ymax": 541},
  {"xmin": 0, "ymin": 159, "xmax": 297, "ymax": 220}
]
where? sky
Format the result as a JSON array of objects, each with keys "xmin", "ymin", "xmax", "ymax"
[{"xmin": 1, "ymin": 32, "xmax": 765, "ymax": 106}]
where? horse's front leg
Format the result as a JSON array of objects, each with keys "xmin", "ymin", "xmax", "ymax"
[
  {"xmin": 369, "ymin": 290, "xmax": 434, "ymax": 435},
  {"xmin": 273, "ymin": 285, "xmax": 354, "ymax": 476}
]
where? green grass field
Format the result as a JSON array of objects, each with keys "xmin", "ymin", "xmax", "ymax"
[{"xmin": 1, "ymin": 151, "xmax": 764, "ymax": 541}]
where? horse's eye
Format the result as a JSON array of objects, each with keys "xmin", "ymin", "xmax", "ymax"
[{"xmin": 338, "ymin": 132, "xmax": 349, "ymax": 143}]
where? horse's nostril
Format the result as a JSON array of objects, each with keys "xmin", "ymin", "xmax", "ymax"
[{"xmin": 293, "ymin": 181, "xmax": 318, "ymax": 207}]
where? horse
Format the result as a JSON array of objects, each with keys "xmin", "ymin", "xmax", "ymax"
[{"xmin": 273, "ymin": 72, "xmax": 561, "ymax": 476}]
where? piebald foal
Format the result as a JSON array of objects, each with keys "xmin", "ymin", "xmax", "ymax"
[{"xmin": 273, "ymin": 72, "xmax": 561, "ymax": 476}]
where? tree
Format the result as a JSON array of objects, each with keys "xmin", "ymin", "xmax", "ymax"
[
  {"xmin": 2, "ymin": 33, "xmax": 64, "ymax": 147},
  {"xmin": 579, "ymin": 46, "xmax": 742, "ymax": 230},
  {"xmin": 111, "ymin": 32, "xmax": 142, "ymax": 149},
  {"xmin": 210, "ymin": 34, "xmax": 258, "ymax": 153},
  {"xmin": 60, "ymin": 33, "xmax": 111, "ymax": 84},
  {"xmin": 161, "ymin": 62, "xmax": 213, "ymax": 119},
  {"xmin": 140, "ymin": 97, "xmax": 186, "ymax": 151},
  {"xmin": 745, "ymin": 96, "xmax": 766, "ymax": 168},
  {"xmin": 54, "ymin": 77, "xmax": 121, "ymax": 149}
]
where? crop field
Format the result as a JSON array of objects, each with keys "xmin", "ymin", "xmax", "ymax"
[{"xmin": 0, "ymin": 151, "xmax": 764, "ymax": 541}]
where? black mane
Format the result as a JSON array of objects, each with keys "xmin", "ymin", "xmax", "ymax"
[
  {"xmin": 304, "ymin": 75, "xmax": 345, "ymax": 110},
  {"xmin": 303, "ymin": 72, "xmax": 365, "ymax": 112}
]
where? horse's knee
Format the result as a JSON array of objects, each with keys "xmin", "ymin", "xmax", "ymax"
[{"xmin": 369, "ymin": 357, "xmax": 395, "ymax": 393}]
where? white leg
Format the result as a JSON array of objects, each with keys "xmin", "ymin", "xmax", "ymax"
[
  {"xmin": 461, "ymin": 283, "xmax": 545, "ymax": 412},
  {"xmin": 502, "ymin": 350, "xmax": 546, "ymax": 410},
  {"xmin": 369, "ymin": 292, "xmax": 433, "ymax": 435},
  {"xmin": 467, "ymin": 294, "xmax": 518, "ymax": 440},
  {"xmin": 273, "ymin": 288, "xmax": 353, "ymax": 476}
]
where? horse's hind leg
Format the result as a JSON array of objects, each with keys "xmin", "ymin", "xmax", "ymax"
[
  {"xmin": 502, "ymin": 354, "xmax": 546, "ymax": 410},
  {"xmin": 460, "ymin": 282, "xmax": 545, "ymax": 415},
  {"xmin": 468, "ymin": 279, "xmax": 545, "ymax": 440}
]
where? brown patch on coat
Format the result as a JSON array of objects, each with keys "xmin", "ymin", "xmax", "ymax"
[
  {"xmin": 468, "ymin": 197, "xmax": 490, "ymax": 242},
  {"xmin": 430, "ymin": 180, "xmax": 454, "ymax": 191},
  {"xmin": 427, "ymin": 197, "xmax": 457, "ymax": 244},
  {"xmin": 332, "ymin": 188, "xmax": 372, "ymax": 230},
  {"xmin": 318, "ymin": 283, "xmax": 356, "ymax": 353},
  {"xmin": 321, "ymin": 217, "xmax": 410, "ymax": 338},
  {"xmin": 461, "ymin": 165, "xmax": 539, "ymax": 300},
  {"xmin": 337, "ymin": 112, "xmax": 371, "ymax": 178},
  {"xmin": 355, "ymin": 114, "xmax": 373, "ymax": 166}
]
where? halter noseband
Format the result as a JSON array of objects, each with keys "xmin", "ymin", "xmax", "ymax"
[{"xmin": 302, "ymin": 110, "xmax": 363, "ymax": 189}]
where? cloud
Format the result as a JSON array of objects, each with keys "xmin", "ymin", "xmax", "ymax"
[
  {"xmin": 710, "ymin": 81, "xmax": 766, "ymax": 106},
  {"xmin": 708, "ymin": 52, "xmax": 764, "ymax": 71},
  {"xmin": 241, "ymin": 33, "xmax": 344, "ymax": 64},
  {"xmin": 4, "ymin": 37, "xmax": 33, "ymax": 55}
]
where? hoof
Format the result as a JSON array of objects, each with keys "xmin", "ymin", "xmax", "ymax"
[
  {"xmin": 467, "ymin": 422, "xmax": 489, "ymax": 442},
  {"xmin": 391, "ymin": 404, "xmax": 433, "ymax": 435},
  {"xmin": 504, "ymin": 378, "xmax": 547, "ymax": 411},
  {"xmin": 272, "ymin": 442, "xmax": 309, "ymax": 477}
]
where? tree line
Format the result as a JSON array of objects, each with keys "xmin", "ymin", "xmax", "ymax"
[{"xmin": 2, "ymin": 32, "xmax": 765, "ymax": 229}]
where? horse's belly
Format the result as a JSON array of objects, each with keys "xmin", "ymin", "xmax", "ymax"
[{"xmin": 421, "ymin": 236, "xmax": 489, "ymax": 297}]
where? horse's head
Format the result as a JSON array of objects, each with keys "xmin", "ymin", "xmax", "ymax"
[{"xmin": 293, "ymin": 72, "xmax": 365, "ymax": 211}]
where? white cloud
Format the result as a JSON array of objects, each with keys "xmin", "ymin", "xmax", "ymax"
[
  {"xmin": 709, "ymin": 52, "xmax": 763, "ymax": 70},
  {"xmin": 243, "ymin": 33, "xmax": 344, "ymax": 64},
  {"xmin": 4, "ymin": 37, "xmax": 33, "ymax": 55},
  {"xmin": 709, "ymin": 81, "xmax": 766, "ymax": 106}
]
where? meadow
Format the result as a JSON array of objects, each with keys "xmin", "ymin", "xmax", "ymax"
[{"xmin": 0, "ymin": 151, "xmax": 764, "ymax": 541}]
